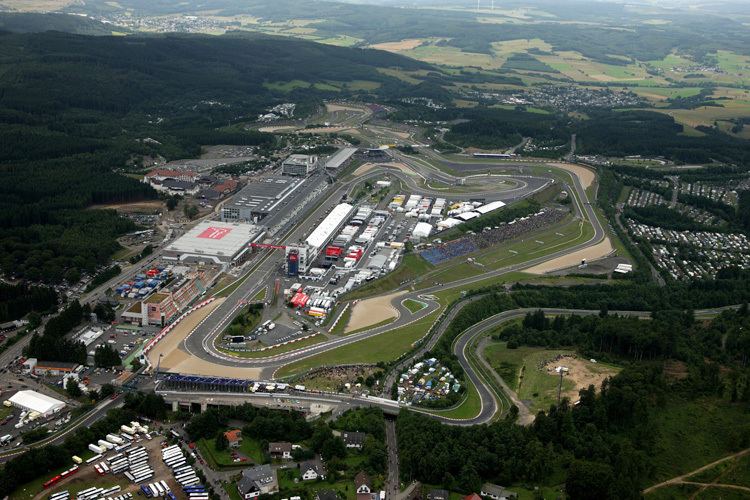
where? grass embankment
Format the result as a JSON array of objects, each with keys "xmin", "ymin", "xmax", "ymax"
[
  {"xmin": 276, "ymin": 308, "xmax": 442, "ymax": 378},
  {"xmin": 218, "ymin": 334, "xmax": 327, "ymax": 358},
  {"xmin": 342, "ymin": 254, "xmax": 433, "ymax": 301},
  {"xmin": 278, "ymin": 468, "xmax": 358, "ymax": 499},
  {"xmin": 329, "ymin": 307, "xmax": 351, "ymax": 335},
  {"xmin": 343, "ymin": 317, "xmax": 397, "ymax": 336}
]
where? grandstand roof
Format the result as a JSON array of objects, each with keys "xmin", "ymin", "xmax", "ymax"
[{"xmin": 306, "ymin": 203, "xmax": 355, "ymax": 251}]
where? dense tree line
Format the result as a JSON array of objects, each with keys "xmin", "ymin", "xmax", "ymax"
[
  {"xmin": 498, "ymin": 308, "xmax": 750, "ymax": 368},
  {"xmin": 446, "ymin": 112, "xmax": 569, "ymax": 150},
  {"xmin": 624, "ymin": 205, "xmax": 720, "ymax": 232},
  {"xmin": 576, "ymin": 110, "xmax": 750, "ymax": 165},
  {"xmin": 398, "ymin": 352, "xmax": 750, "ymax": 499},
  {"xmin": 0, "ymin": 282, "xmax": 57, "ymax": 323},
  {"xmin": 25, "ymin": 300, "xmax": 86, "ymax": 363}
]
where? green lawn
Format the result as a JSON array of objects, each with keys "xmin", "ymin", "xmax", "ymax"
[
  {"xmin": 197, "ymin": 436, "xmax": 266, "ymax": 469},
  {"xmin": 402, "ymin": 299, "xmax": 427, "ymax": 314},
  {"xmin": 222, "ymin": 481, "xmax": 245, "ymax": 500},
  {"xmin": 251, "ymin": 287, "xmax": 267, "ymax": 301},
  {"xmin": 218, "ymin": 334, "xmax": 327, "ymax": 358},
  {"xmin": 276, "ymin": 308, "xmax": 442, "ymax": 378}
]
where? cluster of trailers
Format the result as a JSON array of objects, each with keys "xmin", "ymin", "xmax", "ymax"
[
  {"xmin": 139, "ymin": 480, "xmax": 174, "ymax": 499},
  {"xmin": 161, "ymin": 445, "xmax": 205, "ymax": 498},
  {"xmin": 115, "ymin": 267, "xmax": 171, "ymax": 299}
]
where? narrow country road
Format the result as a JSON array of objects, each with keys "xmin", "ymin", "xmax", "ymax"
[{"xmin": 643, "ymin": 446, "xmax": 750, "ymax": 494}]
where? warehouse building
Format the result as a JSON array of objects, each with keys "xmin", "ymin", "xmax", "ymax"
[
  {"xmin": 8, "ymin": 390, "xmax": 65, "ymax": 416},
  {"xmin": 306, "ymin": 203, "xmax": 355, "ymax": 255},
  {"xmin": 222, "ymin": 176, "xmax": 308, "ymax": 223},
  {"xmin": 22, "ymin": 359, "xmax": 79, "ymax": 376},
  {"xmin": 163, "ymin": 221, "xmax": 264, "ymax": 267}
]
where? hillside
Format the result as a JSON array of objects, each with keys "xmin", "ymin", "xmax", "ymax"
[{"xmin": 0, "ymin": 30, "xmax": 432, "ymax": 280}]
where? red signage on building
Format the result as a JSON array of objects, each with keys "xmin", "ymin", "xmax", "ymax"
[
  {"xmin": 289, "ymin": 253, "xmax": 297, "ymax": 262},
  {"xmin": 197, "ymin": 227, "xmax": 232, "ymax": 239}
]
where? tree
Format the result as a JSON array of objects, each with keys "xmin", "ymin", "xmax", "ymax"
[
  {"xmin": 183, "ymin": 204, "xmax": 199, "ymax": 220},
  {"xmin": 100, "ymin": 384, "xmax": 116, "ymax": 398},
  {"xmin": 166, "ymin": 197, "xmax": 179, "ymax": 211},
  {"xmin": 66, "ymin": 377, "xmax": 82, "ymax": 398},
  {"xmin": 65, "ymin": 268, "xmax": 81, "ymax": 284},
  {"xmin": 94, "ymin": 345, "xmax": 121, "ymax": 368},
  {"xmin": 215, "ymin": 432, "xmax": 229, "ymax": 452},
  {"xmin": 565, "ymin": 460, "xmax": 614, "ymax": 500}
]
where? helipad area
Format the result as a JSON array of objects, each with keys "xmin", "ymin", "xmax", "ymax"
[
  {"xmin": 8, "ymin": 390, "xmax": 65, "ymax": 416},
  {"xmin": 163, "ymin": 221, "xmax": 264, "ymax": 267}
]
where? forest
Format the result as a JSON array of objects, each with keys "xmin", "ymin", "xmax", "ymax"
[{"xmin": 399, "ymin": 308, "xmax": 750, "ymax": 498}]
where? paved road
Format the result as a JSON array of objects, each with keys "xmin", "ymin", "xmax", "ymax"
[{"xmin": 385, "ymin": 418, "xmax": 400, "ymax": 499}]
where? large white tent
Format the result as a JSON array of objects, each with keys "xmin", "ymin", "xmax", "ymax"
[{"xmin": 8, "ymin": 390, "xmax": 65, "ymax": 416}]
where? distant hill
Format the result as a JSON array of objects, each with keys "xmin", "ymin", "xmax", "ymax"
[{"xmin": 0, "ymin": 12, "xmax": 124, "ymax": 35}]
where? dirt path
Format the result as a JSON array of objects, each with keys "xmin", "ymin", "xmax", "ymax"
[
  {"xmin": 524, "ymin": 237, "xmax": 614, "ymax": 274},
  {"xmin": 643, "ymin": 447, "xmax": 750, "ymax": 494},
  {"xmin": 344, "ymin": 291, "xmax": 405, "ymax": 333}
]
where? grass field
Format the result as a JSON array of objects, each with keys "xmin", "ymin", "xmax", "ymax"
[
  {"xmin": 198, "ymin": 436, "xmax": 265, "ymax": 469},
  {"xmin": 329, "ymin": 307, "xmax": 351, "ymax": 335},
  {"xmin": 276, "ymin": 308, "xmax": 441, "ymax": 378},
  {"xmin": 343, "ymin": 317, "xmax": 397, "ymax": 336},
  {"xmin": 647, "ymin": 398, "xmax": 750, "ymax": 484},
  {"xmin": 218, "ymin": 334, "xmax": 327, "ymax": 358},
  {"xmin": 645, "ymin": 484, "xmax": 701, "ymax": 500},
  {"xmin": 251, "ymin": 287, "xmax": 267, "ymax": 302},
  {"xmin": 403, "ymin": 298, "xmax": 427, "ymax": 313},
  {"xmin": 483, "ymin": 343, "xmax": 620, "ymax": 409}
]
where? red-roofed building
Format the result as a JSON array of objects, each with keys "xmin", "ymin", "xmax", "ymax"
[
  {"xmin": 463, "ymin": 494, "xmax": 482, "ymax": 500},
  {"xmin": 213, "ymin": 179, "xmax": 239, "ymax": 194},
  {"xmin": 225, "ymin": 429, "xmax": 243, "ymax": 448}
]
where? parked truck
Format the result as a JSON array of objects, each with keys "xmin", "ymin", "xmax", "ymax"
[
  {"xmin": 106, "ymin": 434, "xmax": 124, "ymax": 445},
  {"xmin": 88, "ymin": 444, "xmax": 105, "ymax": 454},
  {"xmin": 98, "ymin": 439, "xmax": 114, "ymax": 450}
]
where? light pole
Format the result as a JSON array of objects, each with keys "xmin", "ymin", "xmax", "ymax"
[{"xmin": 154, "ymin": 353, "xmax": 163, "ymax": 383}]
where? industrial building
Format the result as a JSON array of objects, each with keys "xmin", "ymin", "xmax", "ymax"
[
  {"xmin": 281, "ymin": 155, "xmax": 318, "ymax": 176},
  {"xmin": 22, "ymin": 359, "xmax": 79, "ymax": 376},
  {"xmin": 222, "ymin": 176, "xmax": 308, "ymax": 223},
  {"xmin": 163, "ymin": 221, "xmax": 264, "ymax": 267},
  {"xmin": 8, "ymin": 390, "xmax": 65, "ymax": 416}
]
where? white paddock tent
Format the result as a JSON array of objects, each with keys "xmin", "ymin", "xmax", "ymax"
[
  {"xmin": 305, "ymin": 203, "xmax": 355, "ymax": 254},
  {"xmin": 8, "ymin": 390, "xmax": 65, "ymax": 416}
]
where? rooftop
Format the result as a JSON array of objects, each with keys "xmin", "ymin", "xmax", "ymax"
[
  {"xmin": 225, "ymin": 175, "xmax": 305, "ymax": 215},
  {"xmin": 165, "ymin": 221, "xmax": 263, "ymax": 258},
  {"xmin": 144, "ymin": 292, "xmax": 170, "ymax": 304}
]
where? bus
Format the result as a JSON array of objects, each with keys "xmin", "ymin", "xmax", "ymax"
[
  {"xmin": 140, "ymin": 485, "xmax": 153, "ymax": 498},
  {"xmin": 42, "ymin": 475, "xmax": 62, "ymax": 489},
  {"xmin": 85, "ymin": 454, "xmax": 103, "ymax": 465},
  {"xmin": 160, "ymin": 480, "xmax": 170, "ymax": 493},
  {"xmin": 170, "ymin": 430, "xmax": 181, "ymax": 440},
  {"xmin": 71, "ymin": 455, "xmax": 83, "ymax": 464}
]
